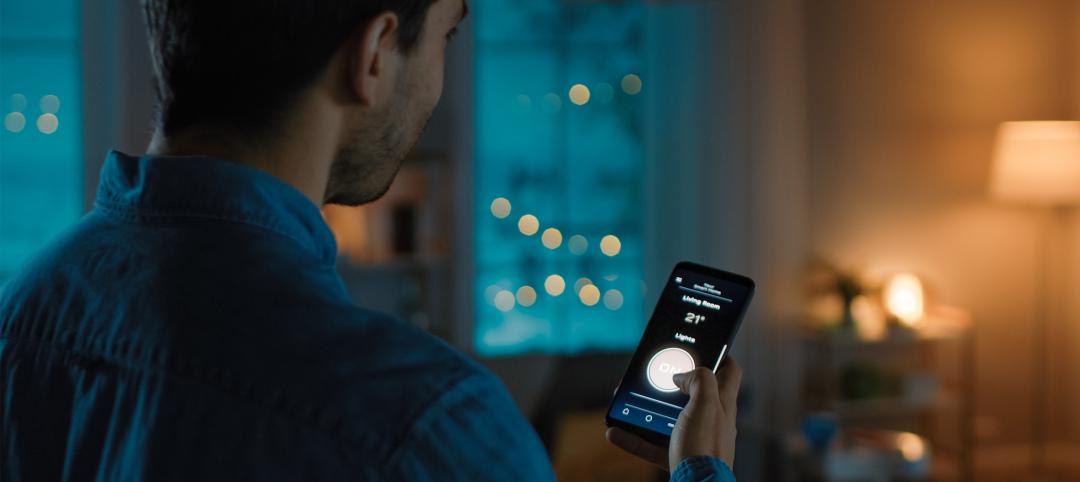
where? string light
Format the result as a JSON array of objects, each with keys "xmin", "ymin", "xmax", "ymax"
[
  {"xmin": 40, "ymin": 94, "xmax": 60, "ymax": 114},
  {"xmin": 574, "ymin": 277, "xmax": 593, "ymax": 294}
]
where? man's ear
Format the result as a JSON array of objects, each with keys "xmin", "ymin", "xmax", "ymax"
[{"xmin": 350, "ymin": 12, "xmax": 401, "ymax": 107}]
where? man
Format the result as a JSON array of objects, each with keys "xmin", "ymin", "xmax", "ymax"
[{"xmin": 0, "ymin": 0, "xmax": 741, "ymax": 480}]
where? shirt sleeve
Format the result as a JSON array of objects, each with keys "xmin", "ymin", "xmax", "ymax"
[
  {"xmin": 670, "ymin": 455, "xmax": 737, "ymax": 482},
  {"xmin": 380, "ymin": 371, "xmax": 557, "ymax": 482}
]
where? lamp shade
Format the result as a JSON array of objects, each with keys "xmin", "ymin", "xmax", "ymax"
[{"xmin": 989, "ymin": 121, "xmax": 1080, "ymax": 205}]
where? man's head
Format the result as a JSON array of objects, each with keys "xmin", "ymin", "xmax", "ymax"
[{"xmin": 142, "ymin": 0, "xmax": 467, "ymax": 205}]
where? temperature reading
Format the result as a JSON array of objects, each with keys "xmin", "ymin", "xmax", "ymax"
[{"xmin": 684, "ymin": 312, "xmax": 705, "ymax": 325}]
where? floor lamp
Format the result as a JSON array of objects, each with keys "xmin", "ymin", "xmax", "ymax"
[{"xmin": 988, "ymin": 120, "xmax": 1080, "ymax": 481}]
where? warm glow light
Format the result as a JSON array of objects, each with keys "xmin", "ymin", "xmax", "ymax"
[
  {"xmin": 37, "ymin": 113, "xmax": 58, "ymax": 134},
  {"xmin": 517, "ymin": 286, "xmax": 537, "ymax": 307},
  {"xmin": 600, "ymin": 235, "xmax": 621, "ymax": 256},
  {"xmin": 574, "ymin": 277, "xmax": 593, "ymax": 294},
  {"xmin": 518, "ymin": 214, "xmax": 539, "ymax": 236},
  {"xmin": 579, "ymin": 284, "xmax": 601, "ymax": 306},
  {"xmin": 545, "ymin": 274, "xmax": 566, "ymax": 296},
  {"xmin": 494, "ymin": 290, "xmax": 516, "ymax": 312},
  {"xmin": 568, "ymin": 235, "xmax": 588, "ymax": 255},
  {"xmin": 603, "ymin": 289, "xmax": 624, "ymax": 310},
  {"xmin": 4, "ymin": 112, "xmax": 25, "ymax": 133},
  {"xmin": 884, "ymin": 273, "xmax": 925, "ymax": 327},
  {"xmin": 541, "ymin": 228, "xmax": 563, "ymax": 249},
  {"xmin": 851, "ymin": 295, "xmax": 887, "ymax": 341},
  {"xmin": 990, "ymin": 121, "xmax": 1080, "ymax": 205},
  {"xmin": 490, "ymin": 197, "xmax": 511, "ymax": 219},
  {"xmin": 621, "ymin": 74, "xmax": 642, "ymax": 95},
  {"xmin": 40, "ymin": 94, "xmax": 60, "ymax": 114},
  {"xmin": 568, "ymin": 84, "xmax": 591, "ymax": 105},
  {"xmin": 897, "ymin": 432, "xmax": 926, "ymax": 462}
]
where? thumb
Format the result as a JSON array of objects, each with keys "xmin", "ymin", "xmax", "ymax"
[{"xmin": 673, "ymin": 367, "xmax": 716, "ymax": 398}]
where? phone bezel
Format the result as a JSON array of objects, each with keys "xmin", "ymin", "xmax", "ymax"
[{"xmin": 603, "ymin": 261, "xmax": 755, "ymax": 448}]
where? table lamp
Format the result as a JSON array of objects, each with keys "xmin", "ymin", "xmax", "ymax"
[{"xmin": 988, "ymin": 120, "xmax": 1080, "ymax": 481}]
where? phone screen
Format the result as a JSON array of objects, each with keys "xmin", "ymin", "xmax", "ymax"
[{"xmin": 605, "ymin": 262, "xmax": 754, "ymax": 444}]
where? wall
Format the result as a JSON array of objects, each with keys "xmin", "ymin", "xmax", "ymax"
[{"xmin": 806, "ymin": 0, "xmax": 1078, "ymax": 475}]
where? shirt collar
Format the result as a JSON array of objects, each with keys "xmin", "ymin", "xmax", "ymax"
[{"xmin": 93, "ymin": 150, "xmax": 337, "ymax": 265}]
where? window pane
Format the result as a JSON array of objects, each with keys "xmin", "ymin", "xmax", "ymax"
[
  {"xmin": 474, "ymin": 0, "xmax": 646, "ymax": 355},
  {"xmin": 0, "ymin": 0, "xmax": 83, "ymax": 282}
]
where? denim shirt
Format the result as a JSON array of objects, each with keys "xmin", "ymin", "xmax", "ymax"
[{"xmin": 0, "ymin": 151, "xmax": 733, "ymax": 481}]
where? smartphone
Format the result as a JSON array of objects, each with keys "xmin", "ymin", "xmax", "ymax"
[{"xmin": 604, "ymin": 261, "xmax": 755, "ymax": 447}]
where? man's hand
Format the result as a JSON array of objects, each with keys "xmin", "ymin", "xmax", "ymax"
[{"xmin": 605, "ymin": 357, "xmax": 742, "ymax": 472}]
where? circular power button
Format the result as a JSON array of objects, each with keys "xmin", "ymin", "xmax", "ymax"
[{"xmin": 646, "ymin": 347, "xmax": 695, "ymax": 392}]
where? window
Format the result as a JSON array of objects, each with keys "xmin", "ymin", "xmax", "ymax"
[
  {"xmin": 474, "ymin": 0, "xmax": 647, "ymax": 355},
  {"xmin": 0, "ymin": 0, "xmax": 83, "ymax": 283}
]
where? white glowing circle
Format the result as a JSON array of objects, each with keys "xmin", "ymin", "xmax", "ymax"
[
  {"xmin": 646, "ymin": 347, "xmax": 694, "ymax": 392},
  {"xmin": 897, "ymin": 432, "xmax": 926, "ymax": 462},
  {"xmin": 600, "ymin": 235, "xmax": 622, "ymax": 257},
  {"xmin": 578, "ymin": 284, "xmax": 601, "ymax": 306},
  {"xmin": 40, "ymin": 94, "xmax": 60, "ymax": 114},
  {"xmin": 568, "ymin": 83, "xmax": 591, "ymax": 105},
  {"xmin": 603, "ymin": 289, "xmax": 624, "ymax": 310},
  {"xmin": 621, "ymin": 74, "xmax": 643, "ymax": 95},
  {"xmin": 568, "ymin": 235, "xmax": 588, "ymax": 255},
  {"xmin": 36, "ymin": 113, "xmax": 59, "ymax": 134},
  {"xmin": 544, "ymin": 274, "xmax": 566, "ymax": 296},
  {"xmin": 490, "ymin": 197, "xmax": 512, "ymax": 219},
  {"xmin": 517, "ymin": 285, "xmax": 538, "ymax": 307},
  {"xmin": 494, "ymin": 290, "xmax": 516, "ymax": 312},
  {"xmin": 884, "ymin": 273, "xmax": 925, "ymax": 326},
  {"xmin": 541, "ymin": 228, "xmax": 563, "ymax": 249},
  {"xmin": 4, "ymin": 112, "xmax": 26, "ymax": 133},
  {"xmin": 518, "ymin": 214, "xmax": 540, "ymax": 236}
]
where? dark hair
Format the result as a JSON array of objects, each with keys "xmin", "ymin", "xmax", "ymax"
[{"xmin": 141, "ymin": 0, "xmax": 436, "ymax": 136}]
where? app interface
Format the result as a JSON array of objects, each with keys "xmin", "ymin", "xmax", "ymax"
[{"xmin": 607, "ymin": 267, "xmax": 752, "ymax": 437}]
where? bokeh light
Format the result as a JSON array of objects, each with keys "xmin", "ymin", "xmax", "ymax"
[
  {"xmin": 494, "ymin": 290, "xmax": 516, "ymax": 312},
  {"xmin": 569, "ymin": 83, "xmax": 591, "ymax": 105},
  {"xmin": 621, "ymin": 74, "xmax": 642, "ymax": 95},
  {"xmin": 517, "ymin": 285, "xmax": 537, "ymax": 307},
  {"xmin": 568, "ymin": 235, "xmax": 588, "ymax": 255},
  {"xmin": 40, "ymin": 94, "xmax": 60, "ymax": 114},
  {"xmin": 600, "ymin": 234, "xmax": 622, "ymax": 256},
  {"xmin": 542, "ymin": 93, "xmax": 562, "ymax": 113},
  {"xmin": 579, "ymin": 284, "xmax": 601, "ymax": 306},
  {"xmin": 4, "ymin": 112, "xmax": 26, "ymax": 133},
  {"xmin": 541, "ymin": 228, "xmax": 563, "ymax": 249},
  {"xmin": 545, "ymin": 274, "xmax": 566, "ymax": 296},
  {"xmin": 10, "ymin": 93, "xmax": 26, "ymax": 112},
  {"xmin": 37, "ymin": 113, "xmax": 59, "ymax": 134},
  {"xmin": 574, "ymin": 277, "xmax": 593, "ymax": 294},
  {"xmin": 490, "ymin": 197, "xmax": 512, "ymax": 219},
  {"xmin": 518, "ymin": 214, "xmax": 539, "ymax": 236},
  {"xmin": 604, "ymin": 289, "xmax": 624, "ymax": 310}
]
